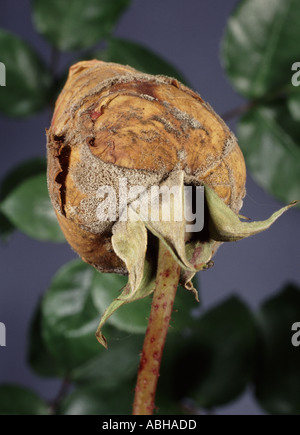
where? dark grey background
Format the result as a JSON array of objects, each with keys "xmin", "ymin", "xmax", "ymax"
[{"xmin": 0, "ymin": 0, "xmax": 299, "ymax": 415}]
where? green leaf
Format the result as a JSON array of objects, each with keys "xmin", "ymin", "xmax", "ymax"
[
  {"xmin": 238, "ymin": 104, "xmax": 300, "ymax": 205},
  {"xmin": 222, "ymin": 0, "xmax": 300, "ymax": 98},
  {"xmin": 92, "ymin": 271, "xmax": 199, "ymax": 344},
  {"xmin": 167, "ymin": 297, "xmax": 258, "ymax": 409},
  {"xmin": 288, "ymin": 90, "xmax": 300, "ymax": 121},
  {"xmin": 222, "ymin": 0, "xmax": 300, "ymax": 205},
  {"xmin": 94, "ymin": 257, "xmax": 157, "ymax": 348},
  {"xmin": 42, "ymin": 259, "xmax": 156, "ymax": 373},
  {"xmin": 71, "ymin": 332, "xmax": 142, "ymax": 387},
  {"xmin": 172, "ymin": 277, "xmax": 200, "ymax": 332},
  {"xmin": 0, "ymin": 173, "xmax": 65, "ymax": 242},
  {"xmin": 41, "ymin": 259, "xmax": 105, "ymax": 372},
  {"xmin": 27, "ymin": 301, "xmax": 64, "ymax": 378},
  {"xmin": 98, "ymin": 37, "xmax": 188, "ymax": 84},
  {"xmin": 32, "ymin": 0, "xmax": 131, "ymax": 51},
  {"xmin": 0, "ymin": 158, "xmax": 46, "ymax": 239},
  {"xmin": 59, "ymin": 383, "xmax": 132, "ymax": 415},
  {"xmin": 0, "ymin": 29, "xmax": 50, "ymax": 117},
  {"xmin": 154, "ymin": 392, "xmax": 184, "ymax": 415},
  {"xmin": 0, "ymin": 158, "xmax": 47, "ymax": 200},
  {"xmin": 255, "ymin": 284, "xmax": 300, "ymax": 415},
  {"xmin": 91, "ymin": 267, "xmax": 153, "ymax": 339},
  {"xmin": 0, "ymin": 214, "xmax": 13, "ymax": 241},
  {"xmin": 0, "ymin": 385, "xmax": 49, "ymax": 415}
]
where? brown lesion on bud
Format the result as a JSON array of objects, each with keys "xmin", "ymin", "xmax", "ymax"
[
  {"xmin": 54, "ymin": 144, "xmax": 71, "ymax": 217},
  {"xmin": 47, "ymin": 131, "xmax": 69, "ymax": 216}
]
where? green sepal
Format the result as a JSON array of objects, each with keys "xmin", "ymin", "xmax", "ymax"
[
  {"xmin": 180, "ymin": 239, "xmax": 219, "ymax": 300},
  {"xmin": 205, "ymin": 185, "xmax": 298, "ymax": 242},
  {"xmin": 94, "ymin": 181, "xmax": 297, "ymax": 348},
  {"xmin": 112, "ymin": 207, "xmax": 147, "ymax": 294},
  {"xmin": 95, "ymin": 258, "xmax": 156, "ymax": 348},
  {"xmin": 135, "ymin": 170, "xmax": 197, "ymax": 273}
]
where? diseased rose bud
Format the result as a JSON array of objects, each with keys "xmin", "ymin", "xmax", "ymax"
[
  {"xmin": 47, "ymin": 60, "xmax": 245, "ymax": 268},
  {"xmin": 47, "ymin": 60, "xmax": 296, "ymax": 346}
]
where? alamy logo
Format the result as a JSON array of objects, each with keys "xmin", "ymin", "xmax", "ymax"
[
  {"xmin": 96, "ymin": 178, "xmax": 205, "ymax": 233},
  {"xmin": 0, "ymin": 322, "xmax": 6, "ymax": 346},
  {"xmin": 291, "ymin": 322, "xmax": 300, "ymax": 347},
  {"xmin": 291, "ymin": 62, "xmax": 300, "ymax": 87},
  {"xmin": 0, "ymin": 62, "xmax": 6, "ymax": 87}
]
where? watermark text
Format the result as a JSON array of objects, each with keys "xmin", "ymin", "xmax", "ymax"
[
  {"xmin": 96, "ymin": 178, "xmax": 204, "ymax": 232},
  {"xmin": 0, "ymin": 62, "xmax": 6, "ymax": 87},
  {"xmin": 291, "ymin": 322, "xmax": 300, "ymax": 347},
  {"xmin": 0, "ymin": 322, "xmax": 6, "ymax": 346},
  {"xmin": 291, "ymin": 62, "xmax": 300, "ymax": 87}
]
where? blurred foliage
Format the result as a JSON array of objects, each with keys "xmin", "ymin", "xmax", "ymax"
[
  {"xmin": 254, "ymin": 284, "xmax": 300, "ymax": 415},
  {"xmin": 0, "ymin": 0, "xmax": 299, "ymax": 415},
  {"xmin": 1, "ymin": 173, "xmax": 64, "ymax": 242},
  {"xmin": 96, "ymin": 37, "xmax": 189, "ymax": 84},
  {"xmin": 222, "ymin": 0, "xmax": 300, "ymax": 205},
  {"xmin": 0, "ymin": 28, "xmax": 51, "ymax": 117},
  {"xmin": 0, "ymin": 158, "xmax": 46, "ymax": 240},
  {"xmin": 32, "ymin": 0, "xmax": 131, "ymax": 51},
  {"xmin": 0, "ymin": 385, "xmax": 49, "ymax": 415}
]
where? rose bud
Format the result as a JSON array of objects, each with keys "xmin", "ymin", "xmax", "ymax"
[{"xmin": 47, "ymin": 60, "xmax": 297, "ymax": 346}]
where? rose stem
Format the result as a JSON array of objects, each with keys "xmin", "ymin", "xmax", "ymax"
[{"xmin": 132, "ymin": 240, "xmax": 181, "ymax": 415}]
